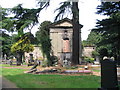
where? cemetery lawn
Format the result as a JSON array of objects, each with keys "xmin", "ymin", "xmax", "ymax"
[{"xmin": 2, "ymin": 66, "xmax": 100, "ymax": 88}]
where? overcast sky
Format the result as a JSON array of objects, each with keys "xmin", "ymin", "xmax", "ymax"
[{"xmin": 0, "ymin": 0, "xmax": 107, "ymax": 40}]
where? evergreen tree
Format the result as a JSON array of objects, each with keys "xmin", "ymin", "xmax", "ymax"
[
  {"xmin": 1, "ymin": 2, "xmax": 50, "ymax": 65},
  {"xmin": 83, "ymin": 31, "xmax": 102, "ymax": 46},
  {"xmin": 0, "ymin": 30, "xmax": 12, "ymax": 58},
  {"xmin": 36, "ymin": 21, "xmax": 52, "ymax": 66},
  {"xmin": 92, "ymin": 2, "xmax": 120, "ymax": 62}
]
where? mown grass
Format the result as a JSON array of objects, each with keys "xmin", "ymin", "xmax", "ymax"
[
  {"xmin": 92, "ymin": 69, "xmax": 101, "ymax": 72},
  {"xmin": 0, "ymin": 64, "xmax": 2, "ymax": 76},
  {"xmin": 2, "ymin": 66, "xmax": 101, "ymax": 88},
  {"xmin": 1, "ymin": 64, "xmax": 33, "ymax": 69},
  {"xmin": 1, "ymin": 64, "xmax": 12, "ymax": 67},
  {"xmin": 2, "ymin": 64, "xmax": 26, "ymax": 67}
]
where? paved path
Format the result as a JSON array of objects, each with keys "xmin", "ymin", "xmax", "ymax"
[
  {"xmin": 92, "ymin": 71, "xmax": 101, "ymax": 76},
  {"xmin": 0, "ymin": 76, "xmax": 18, "ymax": 88}
]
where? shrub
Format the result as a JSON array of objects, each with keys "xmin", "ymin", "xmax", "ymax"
[
  {"xmin": 41, "ymin": 60, "xmax": 48, "ymax": 67},
  {"xmin": 84, "ymin": 57, "xmax": 95, "ymax": 63},
  {"xmin": 50, "ymin": 56, "xmax": 58, "ymax": 66}
]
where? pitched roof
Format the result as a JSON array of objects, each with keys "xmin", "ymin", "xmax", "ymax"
[
  {"xmin": 50, "ymin": 18, "xmax": 83, "ymax": 29},
  {"xmin": 51, "ymin": 18, "xmax": 72, "ymax": 26}
]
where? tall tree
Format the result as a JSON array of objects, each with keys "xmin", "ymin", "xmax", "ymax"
[
  {"xmin": 92, "ymin": 2, "xmax": 120, "ymax": 62},
  {"xmin": 0, "ymin": 7, "xmax": 15, "ymax": 32},
  {"xmin": 83, "ymin": 31, "xmax": 102, "ymax": 46},
  {"xmin": 36, "ymin": 21, "xmax": 52, "ymax": 66},
  {"xmin": 1, "ymin": 2, "xmax": 50, "ymax": 65},
  {"xmin": 0, "ymin": 7, "xmax": 15, "ymax": 58},
  {"xmin": 55, "ymin": 1, "xmax": 82, "ymax": 65},
  {"xmin": 0, "ymin": 30, "xmax": 12, "ymax": 58},
  {"xmin": 72, "ymin": 2, "xmax": 80, "ymax": 65},
  {"xmin": 11, "ymin": 33, "xmax": 34, "ymax": 65}
]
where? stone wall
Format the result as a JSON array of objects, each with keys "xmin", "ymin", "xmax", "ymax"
[
  {"xmin": 82, "ymin": 46, "xmax": 95, "ymax": 57},
  {"xmin": 25, "ymin": 46, "xmax": 43, "ymax": 60},
  {"xmin": 50, "ymin": 28, "xmax": 73, "ymax": 58}
]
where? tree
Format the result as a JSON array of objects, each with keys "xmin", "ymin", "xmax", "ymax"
[
  {"xmin": 92, "ymin": 2, "xmax": 120, "ymax": 62},
  {"xmin": 11, "ymin": 33, "xmax": 34, "ymax": 65},
  {"xmin": 0, "ymin": 7, "xmax": 15, "ymax": 32},
  {"xmin": 36, "ymin": 21, "xmax": 52, "ymax": 66},
  {"xmin": 82, "ymin": 31, "xmax": 102, "ymax": 59},
  {"xmin": 1, "ymin": 2, "xmax": 50, "ymax": 65},
  {"xmin": 72, "ymin": 2, "xmax": 81, "ymax": 65},
  {"xmin": 82, "ymin": 31, "xmax": 102, "ymax": 46},
  {"xmin": 1, "ymin": 1, "xmax": 50, "ymax": 35},
  {"xmin": 54, "ymin": 1, "xmax": 82, "ymax": 65},
  {"xmin": 0, "ymin": 7, "xmax": 16, "ymax": 58},
  {"xmin": 96, "ymin": 2, "xmax": 120, "ymax": 16},
  {"xmin": 87, "ymin": 31, "xmax": 102, "ymax": 45},
  {"xmin": 83, "ymin": 30, "xmax": 117, "ymax": 60},
  {"xmin": 0, "ymin": 30, "xmax": 12, "ymax": 58}
]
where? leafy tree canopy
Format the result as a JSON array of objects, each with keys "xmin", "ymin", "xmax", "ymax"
[
  {"xmin": 92, "ymin": 2, "xmax": 120, "ymax": 60},
  {"xmin": 82, "ymin": 31, "xmax": 102, "ymax": 46},
  {"xmin": 36, "ymin": 21, "xmax": 52, "ymax": 66},
  {"xmin": 0, "ymin": 30, "xmax": 12, "ymax": 57},
  {"xmin": 11, "ymin": 33, "xmax": 34, "ymax": 53},
  {"xmin": 97, "ymin": 2, "xmax": 120, "ymax": 16}
]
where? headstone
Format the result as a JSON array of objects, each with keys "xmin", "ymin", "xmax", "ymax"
[
  {"xmin": 84, "ymin": 66, "xmax": 88, "ymax": 70},
  {"xmin": 25, "ymin": 56, "xmax": 29, "ymax": 64},
  {"xmin": 64, "ymin": 60, "xmax": 68, "ymax": 65},
  {"xmin": 68, "ymin": 61, "xmax": 71, "ymax": 66},
  {"xmin": 9, "ymin": 59, "xmax": 13, "ymax": 65},
  {"xmin": 63, "ymin": 60, "xmax": 69, "ymax": 67},
  {"xmin": 29, "ymin": 53, "xmax": 33, "ymax": 62},
  {"xmin": 96, "ymin": 56, "xmax": 99, "ymax": 62},
  {"xmin": 4, "ymin": 54, "xmax": 7, "ymax": 64},
  {"xmin": 94, "ymin": 56, "xmax": 100, "ymax": 65},
  {"xmin": 101, "ymin": 59, "xmax": 119, "ymax": 89}
]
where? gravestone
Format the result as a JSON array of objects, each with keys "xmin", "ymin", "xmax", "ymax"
[
  {"xmin": 4, "ymin": 54, "xmax": 7, "ymax": 64},
  {"xmin": 101, "ymin": 59, "xmax": 119, "ymax": 89},
  {"xmin": 63, "ymin": 60, "xmax": 67, "ymax": 67},
  {"xmin": 29, "ymin": 54, "xmax": 33, "ymax": 62},
  {"xmin": 4, "ymin": 54, "xmax": 7, "ymax": 60}
]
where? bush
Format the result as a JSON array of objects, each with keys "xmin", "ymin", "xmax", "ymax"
[
  {"xmin": 92, "ymin": 51, "xmax": 99, "ymax": 58},
  {"xmin": 66, "ymin": 66, "xmax": 78, "ymax": 69},
  {"xmin": 84, "ymin": 57, "xmax": 95, "ymax": 63},
  {"xmin": 38, "ymin": 57, "xmax": 44, "ymax": 61},
  {"xmin": 50, "ymin": 56, "xmax": 58, "ymax": 66},
  {"xmin": 41, "ymin": 60, "xmax": 48, "ymax": 67}
]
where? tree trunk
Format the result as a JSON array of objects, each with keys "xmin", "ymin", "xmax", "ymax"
[
  {"xmin": 116, "ymin": 43, "xmax": 120, "ymax": 65},
  {"xmin": 16, "ymin": 51, "xmax": 23, "ymax": 65},
  {"xmin": 79, "ymin": 29, "xmax": 82, "ymax": 64},
  {"xmin": 47, "ymin": 53, "xmax": 51, "ymax": 67},
  {"xmin": 71, "ymin": 2, "xmax": 80, "ymax": 65}
]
